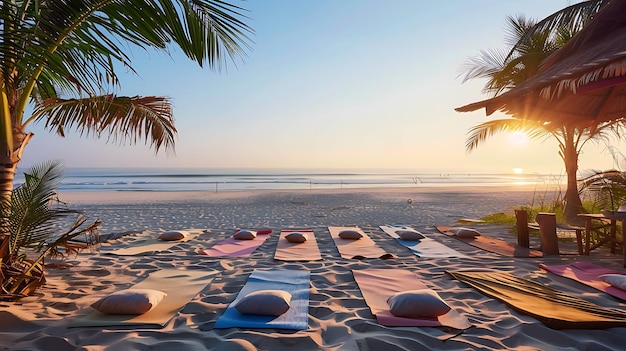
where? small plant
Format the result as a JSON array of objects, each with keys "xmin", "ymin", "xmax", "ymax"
[
  {"xmin": 578, "ymin": 169, "xmax": 626, "ymax": 212},
  {"xmin": 0, "ymin": 161, "xmax": 101, "ymax": 300}
]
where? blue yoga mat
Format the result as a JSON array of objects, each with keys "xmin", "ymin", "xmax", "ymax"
[
  {"xmin": 215, "ymin": 269, "xmax": 310, "ymax": 330},
  {"xmin": 380, "ymin": 225, "xmax": 468, "ymax": 258}
]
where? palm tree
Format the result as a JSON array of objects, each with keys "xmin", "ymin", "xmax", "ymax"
[
  {"xmin": 0, "ymin": 0, "xmax": 252, "ymax": 202},
  {"xmin": 459, "ymin": 10, "xmax": 623, "ymax": 224},
  {"xmin": 466, "ymin": 118, "xmax": 626, "ymax": 223},
  {"xmin": 0, "ymin": 0, "xmax": 253, "ymax": 260}
]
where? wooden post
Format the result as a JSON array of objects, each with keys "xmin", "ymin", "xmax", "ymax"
[
  {"xmin": 515, "ymin": 209, "xmax": 530, "ymax": 248},
  {"xmin": 535, "ymin": 212, "xmax": 559, "ymax": 255}
]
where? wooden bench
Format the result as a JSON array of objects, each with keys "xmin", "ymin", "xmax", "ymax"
[{"xmin": 515, "ymin": 210, "xmax": 585, "ymax": 255}]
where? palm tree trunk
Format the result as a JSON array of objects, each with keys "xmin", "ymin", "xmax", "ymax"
[
  {"xmin": 0, "ymin": 129, "xmax": 33, "ymax": 256},
  {"xmin": 563, "ymin": 142, "xmax": 584, "ymax": 224}
]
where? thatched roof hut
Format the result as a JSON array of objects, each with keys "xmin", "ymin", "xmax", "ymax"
[{"xmin": 456, "ymin": 0, "xmax": 626, "ymax": 126}]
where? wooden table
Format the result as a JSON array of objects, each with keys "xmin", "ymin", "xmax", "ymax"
[{"xmin": 578, "ymin": 213, "xmax": 625, "ymax": 267}]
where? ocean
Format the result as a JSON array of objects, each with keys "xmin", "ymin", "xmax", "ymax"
[{"xmin": 12, "ymin": 167, "xmax": 565, "ymax": 193}]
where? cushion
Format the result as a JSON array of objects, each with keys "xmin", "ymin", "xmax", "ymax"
[
  {"xmin": 157, "ymin": 230, "xmax": 188, "ymax": 241},
  {"xmin": 449, "ymin": 227, "xmax": 481, "ymax": 238},
  {"xmin": 395, "ymin": 230, "xmax": 425, "ymax": 241},
  {"xmin": 338, "ymin": 229, "xmax": 363, "ymax": 240},
  {"xmin": 285, "ymin": 232, "xmax": 308, "ymax": 243},
  {"xmin": 600, "ymin": 274, "xmax": 626, "ymax": 291},
  {"xmin": 387, "ymin": 289, "xmax": 451, "ymax": 318},
  {"xmin": 233, "ymin": 230, "xmax": 256, "ymax": 240},
  {"xmin": 234, "ymin": 289, "xmax": 292, "ymax": 316},
  {"xmin": 91, "ymin": 289, "xmax": 167, "ymax": 315}
]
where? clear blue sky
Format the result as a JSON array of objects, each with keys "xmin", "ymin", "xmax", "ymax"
[{"xmin": 19, "ymin": 0, "xmax": 626, "ymax": 174}]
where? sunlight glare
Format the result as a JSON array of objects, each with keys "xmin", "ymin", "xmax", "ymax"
[{"xmin": 509, "ymin": 131, "xmax": 529, "ymax": 145}]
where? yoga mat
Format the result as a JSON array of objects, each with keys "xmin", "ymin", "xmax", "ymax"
[
  {"xmin": 105, "ymin": 230, "xmax": 201, "ymax": 256},
  {"xmin": 201, "ymin": 230, "xmax": 270, "ymax": 257},
  {"xmin": 436, "ymin": 226, "xmax": 542, "ymax": 258},
  {"xmin": 274, "ymin": 230, "xmax": 322, "ymax": 261},
  {"xmin": 447, "ymin": 270, "xmax": 626, "ymax": 329},
  {"xmin": 380, "ymin": 225, "xmax": 468, "ymax": 258},
  {"xmin": 352, "ymin": 268, "xmax": 471, "ymax": 329},
  {"xmin": 328, "ymin": 226, "xmax": 394, "ymax": 259},
  {"xmin": 70, "ymin": 269, "xmax": 217, "ymax": 328},
  {"xmin": 539, "ymin": 261, "xmax": 626, "ymax": 301},
  {"xmin": 215, "ymin": 269, "xmax": 310, "ymax": 330}
]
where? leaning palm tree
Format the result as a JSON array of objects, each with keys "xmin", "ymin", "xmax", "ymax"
[
  {"xmin": 0, "ymin": 0, "xmax": 253, "ymax": 261},
  {"xmin": 459, "ymin": 11, "xmax": 624, "ymax": 224},
  {"xmin": 1, "ymin": 160, "xmax": 101, "ymax": 299},
  {"xmin": 0, "ymin": 0, "xmax": 252, "ymax": 204}
]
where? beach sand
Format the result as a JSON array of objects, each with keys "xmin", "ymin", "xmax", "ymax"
[{"xmin": 2, "ymin": 186, "xmax": 626, "ymax": 350}]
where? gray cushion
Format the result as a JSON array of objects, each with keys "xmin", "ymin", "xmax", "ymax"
[
  {"xmin": 157, "ymin": 230, "xmax": 188, "ymax": 241},
  {"xmin": 233, "ymin": 230, "xmax": 256, "ymax": 240},
  {"xmin": 285, "ymin": 232, "xmax": 308, "ymax": 243},
  {"xmin": 339, "ymin": 230, "xmax": 363, "ymax": 240},
  {"xmin": 395, "ymin": 230, "xmax": 425, "ymax": 241},
  {"xmin": 449, "ymin": 227, "xmax": 481, "ymax": 238},
  {"xmin": 600, "ymin": 274, "xmax": 626, "ymax": 291},
  {"xmin": 234, "ymin": 289, "xmax": 292, "ymax": 316},
  {"xmin": 91, "ymin": 288, "xmax": 167, "ymax": 315},
  {"xmin": 387, "ymin": 289, "xmax": 451, "ymax": 318}
]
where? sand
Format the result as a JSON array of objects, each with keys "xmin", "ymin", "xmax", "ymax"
[{"xmin": 2, "ymin": 185, "xmax": 626, "ymax": 350}]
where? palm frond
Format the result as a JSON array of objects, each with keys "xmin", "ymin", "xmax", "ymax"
[
  {"xmin": 606, "ymin": 145, "xmax": 626, "ymax": 172},
  {"xmin": 578, "ymin": 169, "xmax": 626, "ymax": 211},
  {"xmin": 43, "ymin": 216, "xmax": 101, "ymax": 258},
  {"xmin": 576, "ymin": 119, "xmax": 626, "ymax": 150},
  {"xmin": 509, "ymin": 0, "xmax": 607, "ymax": 57},
  {"xmin": 465, "ymin": 119, "xmax": 550, "ymax": 152},
  {"xmin": 32, "ymin": 95, "xmax": 177, "ymax": 153},
  {"xmin": 503, "ymin": 14, "xmax": 536, "ymax": 49},
  {"xmin": 1, "ymin": 160, "xmax": 102, "ymax": 299},
  {"xmin": 460, "ymin": 14, "xmax": 560, "ymax": 96},
  {"xmin": 9, "ymin": 160, "xmax": 66, "ymax": 253},
  {"xmin": 4, "ymin": 0, "xmax": 253, "ymax": 117},
  {"xmin": 458, "ymin": 48, "xmax": 508, "ymax": 91}
]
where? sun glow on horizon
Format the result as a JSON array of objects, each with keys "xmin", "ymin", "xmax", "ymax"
[{"xmin": 513, "ymin": 168, "xmax": 523, "ymax": 174}]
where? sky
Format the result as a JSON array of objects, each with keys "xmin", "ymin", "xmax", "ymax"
[{"xmin": 18, "ymin": 0, "xmax": 626, "ymax": 175}]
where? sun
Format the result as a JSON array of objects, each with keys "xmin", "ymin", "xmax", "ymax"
[
  {"xmin": 509, "ymin": 131, "xmax": 529, "ymax": 145},
  {"xmin": 513, "ymin": 168, "xmax": 523, "ymax": 174}
]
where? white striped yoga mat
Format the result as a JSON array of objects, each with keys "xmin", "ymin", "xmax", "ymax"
[{"xmin": 380, "ymin": 225, "xmax": 468, "ymax": 258}]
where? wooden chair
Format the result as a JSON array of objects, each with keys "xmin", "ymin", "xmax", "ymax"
[{"xmin": 578, "ymin": 213, "xmax": 620, "ymax": 255}]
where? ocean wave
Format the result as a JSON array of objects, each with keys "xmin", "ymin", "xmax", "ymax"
[{"xmin": 12, "ymin": 167, "xmax": 563, "ymax": 192}]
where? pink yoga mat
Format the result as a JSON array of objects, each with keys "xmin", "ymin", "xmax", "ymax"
[
  {"xmin": 201, "ymin": 230, "xmax": 271, "ymax": 257},
  {"xmin": 352, "ymin": 268, "xmax": 471, "ymax": 329},
  {"xmin": 539, "ymin": 261, "xmax": 626, "ymax": 301}
]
